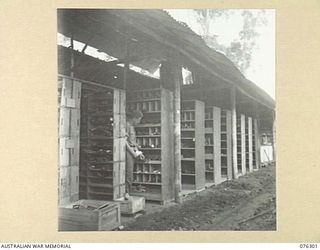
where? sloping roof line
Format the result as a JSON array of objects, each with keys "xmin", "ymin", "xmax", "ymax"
[
  {"xmin": 110, "ymin": 9, "xmax": 275, "ymax": 109},
  {"xmin": 58, "ymin": 9, "xmax": 275, "ymax": 109}
]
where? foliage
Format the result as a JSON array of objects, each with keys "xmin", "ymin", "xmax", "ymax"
[{"xmin": 194, "ymin": 9, "xmax": 267, "ymax": 74}]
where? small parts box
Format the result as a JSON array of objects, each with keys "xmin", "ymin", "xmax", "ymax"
[
  {"xmin": 58, "ymin": 200, "xmax": 121, "ymax": 231},
  {"xmin": 119, "ymin": 196, "xmax": 145, "ymax": 215}
]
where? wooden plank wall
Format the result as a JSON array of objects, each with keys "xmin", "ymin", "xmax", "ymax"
[
  {"xmin": 58, "ymin": 77, "xmax": 81, "ymax": 205},
  {"xmin": 195, "ymin": 100, "xmax": 205, "ymax": 190},
  {"xmin": 113, "ymin": 89, "xmax": 126, "ymax": 199},
  {"xmin": 161, "ymin": 88, "xmax": 175, "ymax": 202}
]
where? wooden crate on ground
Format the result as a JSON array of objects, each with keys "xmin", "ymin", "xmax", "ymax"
[
  {"xmin": 117, "ymin": 196, "xmax": 145, "ymax": 215},
  {"xmin": 58, "ymin": 200, "xmax": 121, "ymax": 231}
]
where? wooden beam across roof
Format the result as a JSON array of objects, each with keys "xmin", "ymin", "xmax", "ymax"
[{"xmin": 58, "ymin": 9, "xmax": 275, "ymax": 111}]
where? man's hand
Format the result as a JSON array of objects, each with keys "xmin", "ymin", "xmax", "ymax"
[{"xmin": 139, "ymin": 154, "xmax": 145, "ymax": 161}]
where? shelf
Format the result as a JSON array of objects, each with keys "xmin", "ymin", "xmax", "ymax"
[
  {"xmin": 205, "ymin": 154, "xmax": 213, "ymax": 160},
  {"xmin": 88, "ymin": 112, "xmax": 113, "ymax": 117},
  {"xmin": 87, "ymin": 183, "xmax": 113, "ymax": 188},
  {"xmin": 87, "ymin": 161, "xmax": 116, "ymax": 165},
  {"xmin": 133, "ymin": 172, "xmax": 161, "ymax": 175},
  {"xmin": 132, "ymin": 182, "xmax": 161, "ymax": 186},
  {"xmin": 181, "ymin": 158, "xmax": 195, "ymax": 161},
  {"xmin": 136, "ymin": 135, "xmax": 161, "ymax": 138},
  {"xmin": 128, "ymin": 88, "xmax": 161, "ymax": 93},
  {"xmin": 181, "ymin": 129, "xmax": 195, "ymax": 131},
  {"xmin": 135, "ymin": 123, "xmax": 161, "ymax": 128},
  {"xmin": 140, "ymin": 148, "xmax": 161, "ymax": 150},
  {"xmin": 127, "ymin": 98, "xmax": 160, "ymax": 102},
  {"xmin": 88, "ymin": 191, "xmax": 113, "ymax": 196},
  {"xmin": 87, "ymin": 176, "xmax": 113, "ymax": 180},
  {"xmin": 142, "ymin": 111, "xmax": 161, "ymax": 114},
  {"xmin": 181, "ymin": 109, "xmax": 196, "ymax": 113},
  {"xmin": 82, "ymin": 137, "xmax": 114, "ymax": 140},
  {"xmin": 136, "ymin": 160, "xmax": 161, "ymax": 164},
  {"xmin": 181, "ymin": 173, "xmax": 195, "ymax": 176},
  {"xmin": 181, "ymin": 137, "xmax": 195, "ymax": 140},
  {"xmin": 181, "ymin": 148, "xmax": 195, "ymax": 150}
]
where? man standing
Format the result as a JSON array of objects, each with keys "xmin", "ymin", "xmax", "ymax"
[{"xmin": 126, "ymin": 110, "xmax": 145, "ymax": 195}]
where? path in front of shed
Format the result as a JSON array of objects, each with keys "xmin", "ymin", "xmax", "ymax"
[{"xmin": 121, "ymin": 163, "xmax": 276, "ymax": 231}]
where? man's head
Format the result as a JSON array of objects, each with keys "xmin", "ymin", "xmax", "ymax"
[{"xmin": 127, "ymin": 110, "xmax": 143, "ymax": 125}]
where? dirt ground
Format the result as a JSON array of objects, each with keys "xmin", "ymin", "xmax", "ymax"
[{"xmin": 122, "ymin": 163, "xmax": 276, "ymax": 231}]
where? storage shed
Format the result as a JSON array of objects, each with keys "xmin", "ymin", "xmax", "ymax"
[{"xmin": 57, "ymin": 9, "xmax": 275, "ymax": 206}]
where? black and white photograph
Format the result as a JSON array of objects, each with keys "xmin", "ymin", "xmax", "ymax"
[{"xmin": 57, "ymin": 9, "xmax": 276, "ymax": 231}]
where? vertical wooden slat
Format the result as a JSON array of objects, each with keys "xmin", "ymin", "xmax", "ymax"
[
  {"xmin": 248, "ymin": 117, "xmax": 253, "ymax": 172},
  {"xmin": 255, "ymin": 117, "xmax": 261, "ymax": 169},
  {"xmin": 230, "ymin": 86, "xmax": 238, "ymax": 179},
  {"xmin": 241, "ymin": 114, "xmax": 246, "ymax": 175},
  {"xmin": 161, "ymin": 88, "xmax": 175, "ymax": 202},
  {"xmin": 195, "ymin": 100, "xmax": 205, "ymax": 190},
  {"xmin": 226, "ymin": 110, "xmax": 233, "ymax": 180},
  {"xmin": 58, "ymin": 76, "xmax": 81, "ymax": 205},
  {"xmin": 213, "ymin": 106, "xmax": 221, "ymax": 185},
  {"xmin": 172, "ymin": 65, "xmax": 182, "ymax": 203}
]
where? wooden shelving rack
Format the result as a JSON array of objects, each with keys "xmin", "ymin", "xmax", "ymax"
[
  {"xmin": 204, "ymin": 107, "xmax": 215, "ymax": 185},
  {"xmin": 252, "ymin": 118, "xmax": 257, "ymax": 170},
  {"xmin": 245, "ymin": 117, "xmax": 249, "ymax": 173},
  {"xmin": 236, "ymin": 114, "xmax": 246, "ymax": 176},
  {"xmin": 126, "ymin": 87, "xmax": 174, "ymax": 203},
  {"xmin": 181, "ymin": 100, "xmax": 205, "ymax": 191},
  {"xmin": 204, "ymin": 106, "xmax": 222, "ymax": 185},
  {"xmin": 220, "ymin": 109, "xmax": 233, "ymax": 181},
  {"xmin": 79, "ymin": 85, "xmax": 126, "ymax": 201},
  {"xmin": 236, "ymin": 115, "xmax": 242, "ymax": 175}
]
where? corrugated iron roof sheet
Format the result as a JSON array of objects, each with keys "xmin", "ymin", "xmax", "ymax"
[{"xmin": 57, "ymin": 9, "xmax": 275, "ymax": 109}]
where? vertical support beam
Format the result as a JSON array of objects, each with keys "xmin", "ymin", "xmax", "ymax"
[
  {"xmin": 248, "ymin": 117, "xmax": 253, "ymax": 172},
  {"xmin": 230, "ymin": 86, "xmax": 238, "ymax": 179},
  {"xmin": 172, "ymin": 64, "xmax": 182, "ymax": 203},
  {"xmin": 241, "ymin": 114, "xmax": 246, "ymax": 175},
  {"xmin": 256, "ymin": 115, "xmax": 261, "ymax": 169},
  {"xmin": 70, "ymin": 36, "xmax": 74, "ymax": 78},
  {"xmin": 123, "ymin": 37, "xmax": 129, "ymax": 91},
  {"xmin": 226, "ymin": 110, "xmax": 233, "ymax": 180},
  {"xmin": 213, "ymin": 107, "xmax": 221, "ymax": 185}
]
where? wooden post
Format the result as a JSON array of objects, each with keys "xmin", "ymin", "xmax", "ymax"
[
  {"xmin": 226, "ymin": 110, "xmax": 233, "ymax": 180},
  {"xmin": 122, "ymin": 36, "xmax": 129, "ymax": 90},
  {"xmin": 256, "ymin": 113, "xmax": 261, "ymax": 169},
  {"xmin": 70, "ymin": 36, "xmax": 74, "ymax": 78},
  {"xmin": 230, "ymin": 85, "xmax": 238, "ymax": 179},
  {"xmin": 241, "ymin": 114, "xmax": 246, "ymax": 175},
  {"xmin": 213, "ymin": 107, "xmax": 221, "ymax": 184},
  {"xmin": 248, "ymin": 117, "xmax": 253, "ymax": 172},
  {"xmin": 172, "ymin": 64, "xmax": 182, "ymax": 203}
]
